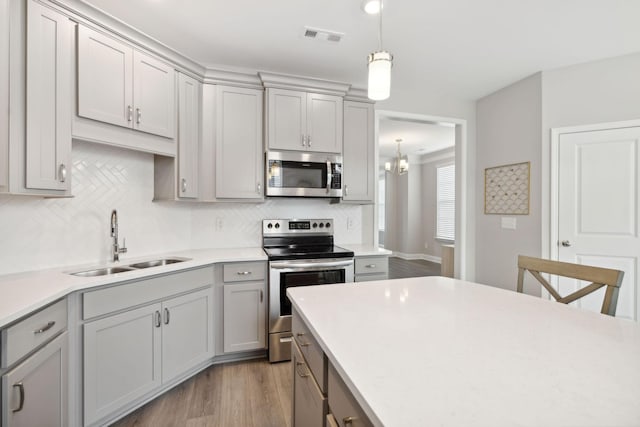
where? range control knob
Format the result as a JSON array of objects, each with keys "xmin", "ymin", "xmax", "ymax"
[
  {"xmin": 267, "ymin": 223, "xmax": 273, "ymax": 229},
  {"xmin": 325, "ymin": 222, "xmax": 331, "ymax": 228},
  {"xmin": 319, "ymin": 223, "xmax": 324, "ymax": 228},
  {"xmin": 275, "ymin": 223, "xmax": 280, "ymax": 229},
  {"xmin": 312, "ymin": 222, "xmax": 318, "ymax": 228}
]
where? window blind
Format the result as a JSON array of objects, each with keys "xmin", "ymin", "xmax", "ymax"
[{"xmin": 436, "ymin": 164, "xmax": 455, "ymax": 241}]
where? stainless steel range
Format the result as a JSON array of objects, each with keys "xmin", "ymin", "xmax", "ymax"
[{"xmin": 263, "ymin": 219, "xmax": 354, "ymax": 362}]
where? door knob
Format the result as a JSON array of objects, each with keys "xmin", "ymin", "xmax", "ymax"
[{"xmin": 561, "ymin": 240, "xmax": 571, "ymax": 247}]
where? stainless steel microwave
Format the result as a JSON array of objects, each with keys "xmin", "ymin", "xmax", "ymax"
[{"xmin": 265, "ymin": 151, "xmax": 343, "ymax": 198}]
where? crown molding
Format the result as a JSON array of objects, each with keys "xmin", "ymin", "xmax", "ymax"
[
  {"xmin": 203, "ymin": 68, "xmax": 263, "ymax": 89},
  {"xmin": 344, "ymin": 87, "xmax": 375, "ymax": 103},
  {"xmin": 259, "ymin": 72, "xmax": 351, "ymax": 96}
]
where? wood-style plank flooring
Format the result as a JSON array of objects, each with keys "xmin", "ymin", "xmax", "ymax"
[
  {"xmin": 111, "ymin": 359, "xmax": 292, "ymax": 427},
  {"xmin": 388, "ymin": 256, "xmax": 441, "ymax": 279}
]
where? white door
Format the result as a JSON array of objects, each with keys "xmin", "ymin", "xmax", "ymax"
[
  {"xmin": 132, "ymin": 50, "xmax": 175, "ymax": 138},
  {"xmin": 177, "ymin": 72, "xmax": 200, "ymax": 198},
  {"xmin": 77, "ymin": 25, "xmax": 133, "ymax": 129},
  {"xmin": 223, "ymin": 281, "xmax": 266, "ymax": 353},
  {"xmin": 215, "ymin": 85, "xmax": 263, "ymax": 199},
  {"xmin": 267, "ymin": 88, "xmax": 306, "ymax": 151},
  {"xmin": 557, "ymin": 126, "xmax": 640, "ymax": 320},
  {"xmin": 307, "ymin": 93, "xmax": 342, "ymax": 153},
  {"xmin": 161, "ymin": 288, "xmax": 213, "ymax": 383},
  {"xmin": 343, "ymin": 101, "xmax": 374, "ymax": 202}
]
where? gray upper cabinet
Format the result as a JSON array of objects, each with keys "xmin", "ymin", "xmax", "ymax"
[
  {"xmin": 267, "ymin": 88, "xmax": 342, "ymax": 154},
  {"xmin": 342, "ymin": 101, "xmax": 375, "ymax": 203},
  {"xmin": 0, "ymin": 0, "xmax": 8, "ymax": 192},
  {"xmin": 77, "ymin": 25, "xmax": 175, "ymax": 139},
  {"xmin": 177, "ymin": 73, "xmax": 201, "ymax": 199},
  {"xmin": 25, "ymin": 0, "xmax": 73, "ymax": 192},
  {"xmin": 215, "ymin": 85, "xmax": 264, "ymax": 199}
]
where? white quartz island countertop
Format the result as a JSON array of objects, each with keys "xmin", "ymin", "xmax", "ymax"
[
  {"xmin": 287, "ymin": 276, "xmax": 640, "ymax": 427},
  {"xmin": 0, "ymin": 247, "xmax": 267, "ymax": 328}
]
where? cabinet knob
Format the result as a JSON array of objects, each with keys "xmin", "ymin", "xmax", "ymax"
[
  {"xmin": 181, "ymin": 178, "xmax": 187, "ymax": 193},
  {"xmin": 127, "ymin": 105, "xmax": 133, "ymax": 122},
  {"xmin": 12, "ymin": 382, "xmax": 24, "ymax": 413},
  {"xmin": 561, "ymin": 240, "xmax": 571, "ymax": 247},
  {"xmin": 343, "ymin": 416, "xmax": 355, "ymax": 426},
  {"xmin": 58, "ymin": 163, "xmax": 67, "ymax": 183}
]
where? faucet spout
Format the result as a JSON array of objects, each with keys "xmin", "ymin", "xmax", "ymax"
[{"xmin": 110, "ymin": 209, "xmax": 127, "ymax": 262}]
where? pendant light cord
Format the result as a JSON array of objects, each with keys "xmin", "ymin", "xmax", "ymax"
[{"xmin": 378, "ymin": 0, "xmax": 384, "ymax": 51}]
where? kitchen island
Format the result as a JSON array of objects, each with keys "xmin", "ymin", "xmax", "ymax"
[{"xmin": 287, "ymin": 276, "xmax": 640, "ymax": 427}]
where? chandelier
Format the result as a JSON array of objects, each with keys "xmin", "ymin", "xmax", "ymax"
[
  {"xmin": 385, "ymin": 138, "xmax": 408, "ymax": 175},
  {"xmin": 367, "ymin": 0, "xmax": 393, "ymax": 100}
]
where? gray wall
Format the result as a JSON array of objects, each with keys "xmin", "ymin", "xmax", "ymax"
[
  {"xmin": 475, "ymin": 51, "xmax": 640, "ymax": 292},
  {"xmin": 475, "ymin": 73, "xmax": 543, "ymax": 293}
]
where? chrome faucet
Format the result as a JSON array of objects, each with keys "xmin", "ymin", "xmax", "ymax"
[{"xmin": 110, "ymin": 209, "xmax": 127, "ymax": 262}]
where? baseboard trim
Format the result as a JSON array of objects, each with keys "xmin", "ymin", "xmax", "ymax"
[{"xmin": 392, "ymin": 251, "xmax": 441, "ymax": 264}]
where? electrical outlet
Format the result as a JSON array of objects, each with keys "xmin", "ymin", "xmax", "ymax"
[
  {"xmin": 216, "ymin": 217, "xmax": 223, "ymax": 231},
  {"xmin": 347, "ymin": 217, "xmax": 354, "ymax": 230}
]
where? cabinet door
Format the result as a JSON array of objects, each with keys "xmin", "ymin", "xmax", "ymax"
[
  {"xmin": 1, "ymin": 332, "xmax": 68, "ymax": 427},
  {"xmin": 161, "ymin": 288, "xmax": 213, "ymax": 383},
  {"xmin": 77, "ymin": 25, "xmax": 133, "ymax": 129},
  {"xmin": 133, "ymin": 50, "xmax": 175, "ymax": 138},
  {"xmin": 25, "ymin": 1, "xmax": 72, "ymax": 191},
  {"xmin": 215, "ymin": 85, "xmax": 264, "ymax": 199},
  {"xmin": 223, "ymin": 281, "xmax": 266, "ymax": 352},
  {"xmin": 267, "ymin": 88, "xmax": 306, "ymax": 151},
  {"xmin": 83, "ymin": 303, "xmax": 162, "ymax": 426},
  {"xmin": 177, "ymin": 73, "xmax": 200, "ymax": 198},
  {"xmin": 343, "ymin": 101, "xmax": 374, "ymax": 202},
  {"xmin": 307, "ymin": 93, "xmax": 342, "ymax": 154}
]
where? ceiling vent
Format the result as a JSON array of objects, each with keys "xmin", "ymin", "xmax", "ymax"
[{"xmin": 302, "ymin": 27, "xmax": 344, "ymax": 43}]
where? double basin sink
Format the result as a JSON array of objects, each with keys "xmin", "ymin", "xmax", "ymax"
[{"xmin": 69, "ymin": 257, "xmax": 191, "ymax": 277}]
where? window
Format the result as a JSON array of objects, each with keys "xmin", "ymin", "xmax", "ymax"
[{"xmin": 436, "ymin": 164, "xmax": 455, "ymax": 241}]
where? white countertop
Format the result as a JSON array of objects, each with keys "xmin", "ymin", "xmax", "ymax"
[
  {"xmin": 340, "ymin": 244, "xmax": 391, "ymax": 257},
  {"xmin": 0, "ymin": 247, "xmax": 266, "ymax": 328},
  {"xmin": 288, "ymin": 276, "xmax": 640, "ymax": 427}
]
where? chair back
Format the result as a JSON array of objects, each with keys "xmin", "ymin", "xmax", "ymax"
[{"xmin": 516, "ymin": 255, "xmax": 624, "ymax": 316}]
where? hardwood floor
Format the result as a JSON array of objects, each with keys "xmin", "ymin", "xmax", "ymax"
[
  {"xmin": 111, "ymin": 358, "xmax": 292, "ymax": 427},
  {"xmin": 388, "ymin": 257, "xmax": 441, "ymax": 279}
]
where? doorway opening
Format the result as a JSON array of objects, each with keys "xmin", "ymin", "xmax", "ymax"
[{"xmin": 374, "ymin": 110, "xmax": 468, "ymax": 279}]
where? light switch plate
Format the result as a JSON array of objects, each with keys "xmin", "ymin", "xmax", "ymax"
[{"xmin": 501, "ymin": 217, "xmax": 517, "ymax": 230}]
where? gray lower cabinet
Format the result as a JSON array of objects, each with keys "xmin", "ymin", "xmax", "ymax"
[
  {"xmin": 1, "ymin": 332, "xmax": 68, "ymax": 427},
  {"xmin": 223, "ymin": 281, "xmax": 267, "ymax": 352},
  {"xmin": 292, "ymin": 341, "xmax": 326, "ymax": 427},
  {"xmin": 354, "ymin": 256, "xmax": 389, "ymax": 282},
  {"xmin": 83, "ymin": 287, "xmax": 213, "ymax": 426}
]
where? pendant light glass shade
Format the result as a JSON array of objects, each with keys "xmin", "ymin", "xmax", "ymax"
[{"xmin": 368, "ymin": 51, "xmax": 392, "ymax": 100}]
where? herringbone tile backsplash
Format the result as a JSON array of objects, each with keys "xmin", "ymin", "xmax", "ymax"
[{"xmin": 0, "ymin": 142, "xmax": 363, "ymax": 275}]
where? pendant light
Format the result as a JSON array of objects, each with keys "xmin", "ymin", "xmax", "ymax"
[
  {"xmin": 385, "ymin": 138, "xmax": 409, "ymax": 175},
  {"xmin": 367, "ymin": 0, "xmax": 393, "ymax": 100}
]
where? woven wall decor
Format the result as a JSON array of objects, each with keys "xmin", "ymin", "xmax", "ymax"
[{"xmin": 484, "ymin": 161, "xmax": 530, "ymax": 215}]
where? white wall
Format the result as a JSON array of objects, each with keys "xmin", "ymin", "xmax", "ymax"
[
  {"xmin": 475, "ymin": 73, "xmax": 542, "ymax": 293},
  {"xmin": 0, "ymin": 142, "xmax": 363, "ymax": 276}
]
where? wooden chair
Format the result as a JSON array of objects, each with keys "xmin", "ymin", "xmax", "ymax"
[{"xmin": 517, "ymin": 255, "xmax": 624, "ymax": 316}]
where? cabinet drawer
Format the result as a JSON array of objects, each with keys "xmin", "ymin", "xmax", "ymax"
[
  {"xmin": 355, "ymin": 273, "xmax": 388, "ymax": 283},
  {"xmin": 1, "ymin": 299, "xmax": 67, "ymax": 368},
  {"xmin": 328, "ymin": 363, "xmax": 373, "ymax": 427},
  {"xmin": 293, "ymin": 341, "xmax": 326, "ymax": 427},
  {"xmin": 223, "ymin": 262, "xmax": 266, "ymax": 282},
  {"xmin": 354, "ymin": 257, "xmax": 388, "ymax": 275},
  {"xmin": 292, "ymin": 309, "xmax": 326, "ymax": 393}
]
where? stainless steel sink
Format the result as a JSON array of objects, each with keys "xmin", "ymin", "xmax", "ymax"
[
  {"xmin": 128, "ymin": 258, "xmax": 190, "ymax": 269},
  {"xmin": 71, "ymin": 266, "xmax": 135, "ymax": 277}
]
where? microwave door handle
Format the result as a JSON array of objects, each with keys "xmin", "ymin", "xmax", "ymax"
[{"xmin": 326, "ymin": 160, "xmax": 332, "ymax": 194}]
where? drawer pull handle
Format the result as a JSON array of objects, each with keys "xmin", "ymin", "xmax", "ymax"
[
  {"xmin": 12, "ymin": 382, "xmax": 24, "ymax": 412},
  {"xmin": 260, "ymin": 290, "xmax": 264, "ymax": 303},
  {"xmin": 296, "ymin": 361, "xmax": 310, "ymax": 378},
  {"xmin": 155, "ymin": 310, "xmax": 161, "ymax": 328},
  {"xmin": 343, "ymin": 416, "xmax": 356, "ymax": 425},
  {"xmin": 33, "ymin": 321, "xmax": 55, "ymax": 334},
  {"xmin": 236, "ymin": 271, "xmax": 252, "ymax": 276},
  {"xmin": 164, "ymin": 308, "xmax": 170, "ymax": 325},
  {"xmin": 296, "ymin": 332, "xmax": 305, "ymax": 337},
  {"xmin": 127, "ymin": 105, "xmax": 133, "ymax": 122},
  {"xmin": 279, "ymin": 337, "xmax": 293, "ymax": 343},
  {"xmin": 300, "ymin": 342, "xmax": 310, "ymax": 347},
  {"xmin": 366, "ymin": 264, "xmax": 376, "ymax": 268}
]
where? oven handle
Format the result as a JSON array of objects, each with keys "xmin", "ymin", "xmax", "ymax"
[{"xmin": 270, "ymin": 259, "xmax": 354, "ymax": 270}]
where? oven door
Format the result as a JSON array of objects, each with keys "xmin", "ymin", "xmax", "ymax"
[{"xmin": 268, "ymin": 259, "xmax": 354, "ymax": 333}]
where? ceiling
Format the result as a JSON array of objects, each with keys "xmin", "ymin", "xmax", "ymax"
[
  {"xmin": 378, "ymin": 119, "xmax": 454, "ymax": 160},
  {"xmin": 80, "ymin": 0, "xmax": 640, "ymax": 102}
]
